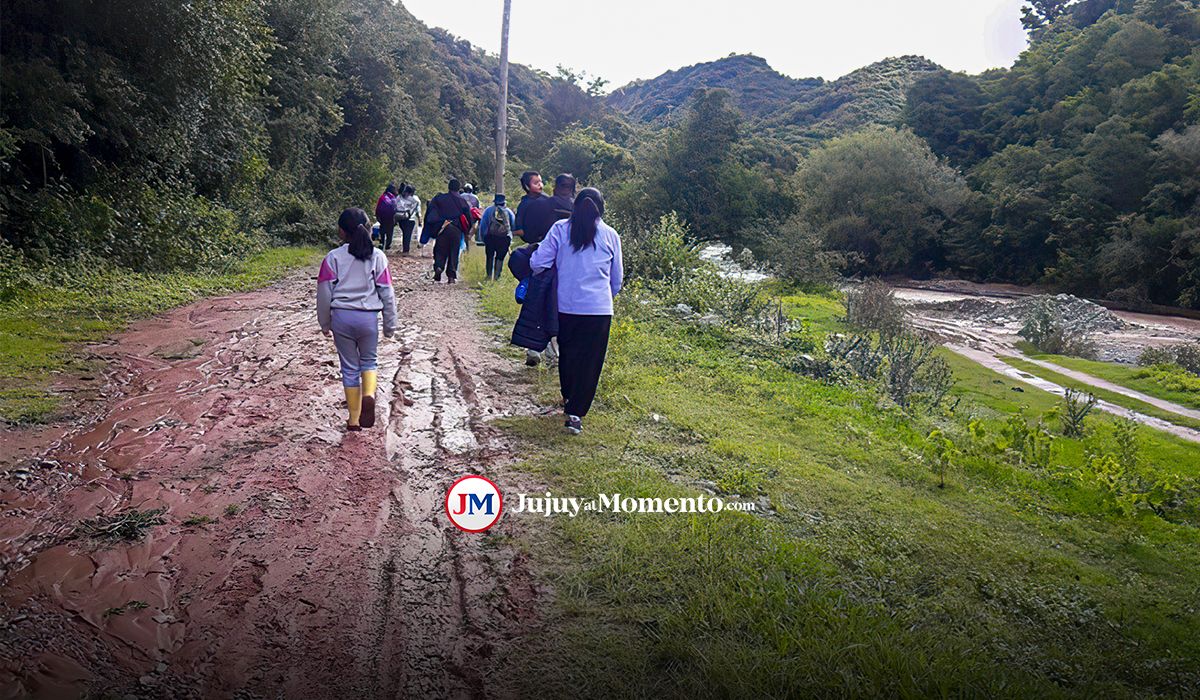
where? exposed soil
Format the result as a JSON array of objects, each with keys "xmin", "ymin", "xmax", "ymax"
[
  {"xmin": 0, "ymin": 252, "xmax": 546, "ymax": 698},
  {"xmin": 892, "ymin": 283, "xmax": 1200, "ymax": 443}
]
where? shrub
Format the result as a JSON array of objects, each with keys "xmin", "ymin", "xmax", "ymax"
[
  {"xmin": 996, "ymin": 412, "xmax": 1056, "ymax": 469},
  {"xmin": 1137, "ymin": 343, "xmax": 1200, "ymax": 376},
  {"xmin": 1137, "ymin": 346, "xmax": 1177, "ymax": 366},
  {"xmin": 262, "ymin": 193, "xmax": 331, "ymax": 246},
  {"xmin": 758, "ymin": 216, "xmax": 843, "ymax": 290},
  {"xmin": 1059, "ymin": 388, "xmax": 1098, "ymax": 438},
  {"xmin": 824, "ymin": 331, "xmax": 954, "ymax": 409},
  {"xmin": 1174, "ymin": 343, "xmax": 1200, "ymax": 375},
  {"xmin": 880, "ymin": 333, "xmax": 954, "ymax": 408},
  {"xmin": 1018, "ymin": 297, "xmax": 1097, "ymax": 358},
  {"xmin": 844, "ymin": 278, "xmax": 907, "ymax": 337},
  {"xmin": 621, "ymin": 212, "xmax": 704, "ymax": 283},
  {"xmin": 925, "ymin": 429, "xmax": 960, "ymax": 488}
]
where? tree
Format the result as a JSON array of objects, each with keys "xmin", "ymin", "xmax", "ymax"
[
  {"xmin": 904, "ymin": 71, "xmax": 991, "ymax": 167},
  {"xmin": 543, "ymin": 126, "xmax": 633, "ymax": 185},
  {"xmin": 797, "ymin": 127, "xmax": 976, "ymax": 276},
  {"xmin": 1022, "ymin": 0, "xmax": 1077, "ymax": 38}
]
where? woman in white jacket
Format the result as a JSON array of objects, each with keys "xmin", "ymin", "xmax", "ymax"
[{"xmin": 317, "ymin": 208, "xmax": 398, "ymax": 431}]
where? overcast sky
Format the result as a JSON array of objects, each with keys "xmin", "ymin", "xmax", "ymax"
[{"xmin": 400, "ymin": 0, "xmax": 1030, "ymax": 88}]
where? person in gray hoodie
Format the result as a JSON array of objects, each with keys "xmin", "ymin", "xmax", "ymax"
[{"xmin": 317, "ymin": 208, "xmax": 398, "ymax": 431}]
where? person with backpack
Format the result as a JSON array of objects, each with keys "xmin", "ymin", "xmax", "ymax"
[
  {"xmin": 374, "ymin": 183, "xmax": 399, "ymax": 252},
  {"xmin": 527, "ymin": 188, "xmax": 622, "ymax": 435},
  {"xmin": 513, "ymin": 170, "xmax": 547, "ymax": 243},
  {"xmin": 480, "ymin": 194, "xmax": 516, "ymax": 280},
  {"xmin": 423, "ymin": 178, "xmax": 472, "ymax": 283},
  {"xmin": 394, "ymin": 183, "xmax": 421, "ymax": 255},
  {"xmin": 317, "ymin": 208, "xmax": 398, "ymax": 431}
]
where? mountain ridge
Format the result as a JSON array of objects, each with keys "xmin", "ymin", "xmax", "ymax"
[{"xmin": 607, "ymin": 53, "xmax": 945, "ymax": 144}]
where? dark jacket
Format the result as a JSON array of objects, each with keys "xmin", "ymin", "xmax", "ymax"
[
  {"xmin": 509, "ymin": 244, "xmax": 558, "ymax": 351},
  {"xmin": 518, "ymin": 193, "xmax": 573, "ymax": 244}
]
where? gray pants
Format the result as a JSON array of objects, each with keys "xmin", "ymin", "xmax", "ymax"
[{"xmin": 331, "ymin": 308, "xmax": 378, "ymax": 387}]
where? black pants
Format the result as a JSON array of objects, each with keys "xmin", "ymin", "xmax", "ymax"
[
  {"xmin": 557, "ymin": 313, "xmax": 612, "ymax": 418},
  {"xmin": 484, "ymin": 234, "xmax": 509, "ymax": 279},
  {"xmin": 432, "ymin": 226, "xmax": 464, "ymax": 280},
  {"xmin": 379, "ymin": 220, "xmax": 395, "ymax": 250},
  {"xmin": 398, "ymin": 219, "xmax": 415, "ymax": 253}
]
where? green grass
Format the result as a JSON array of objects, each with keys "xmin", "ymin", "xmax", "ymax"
[
  {"xmin": 1018, "ymin": 343, "xmax": 1200, "ymax": 412},
  {"xmin": 463, "ymin": 250, "xmax": 1200, "ymax": 697},
  {"xmin": 1000, "ymin": 355, "xmax": 1200, "ymax": 433},
  {"xmin": 0, "ymin": 246, "xmax": 322, "ymax": 422}
]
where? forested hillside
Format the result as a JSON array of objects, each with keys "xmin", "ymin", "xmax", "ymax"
[
  {"xmin": 3, "ymin": 0, "xmax": 1198, "ymax": 311},
  {"xmin": 602, "ymin": 0, "xmax": 1200, "ymax": 310},
  {"xmin": 607, "ymin": 53, "xmax": 942, "ymax": 146},
  {"xmin": 0, "ymin": 0, "xmax": 596, "ymax": 276},
  {"xmin": 905, "ymin": 0, "xmax": 1200, "ymax": 307}
]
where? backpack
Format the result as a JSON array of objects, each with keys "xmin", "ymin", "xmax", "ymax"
[
  {"xmin": 487, "ymin": 210, "xmax": 511, "ymax": 238},
  {"xmin": 395, "ymin": 200, "xmax": 415, "ymax": 221},
  {"xmin": 375, "ymin": 193, "xmax": 397, "ymax": 222}
]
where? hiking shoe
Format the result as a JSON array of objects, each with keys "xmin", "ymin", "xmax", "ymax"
[
  {"xmin": 564, "ymin": 415, "xmax": 582, "ymax": 435},
  {"xmin": 525, "ymin": 350, "xmax": 541, "ymax": 367},
  {"xmin": 346, "ymin": 422, "xmax": 362, "ymax": 432},
  {"xmin": 433, "ymin": 269, "xmax": 441, "ymax": 282},
  {"xmin": 360, "ymin": 395, "xmax": 375, "ymax": 428}
]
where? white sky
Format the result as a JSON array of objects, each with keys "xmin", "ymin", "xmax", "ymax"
[{"xmin": 401, "ymin": 0, "xmax": 1030, "ymax": 88}]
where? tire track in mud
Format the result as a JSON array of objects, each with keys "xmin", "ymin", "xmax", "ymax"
[{"xmin": 0, "ymin": 254, "xmax": 545, "ymax": 698}]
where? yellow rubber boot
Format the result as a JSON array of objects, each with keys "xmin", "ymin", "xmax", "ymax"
[
  {"xmin": 344, "ymin": 386, "xmax": 362, "ymax": 430},
  {"xmin": 360, "ymin": 370, "xmax": 378, "ymax": 428}
]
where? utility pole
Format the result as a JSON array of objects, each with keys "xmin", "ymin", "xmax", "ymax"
[{"xmin": 494, "ymin": 0, "xmax": 512, "ymax": 196}]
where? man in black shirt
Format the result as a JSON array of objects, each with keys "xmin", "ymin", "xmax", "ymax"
[
  {"xmin": 519, "ymin": 173, "xmax": 576, "ymax": 244},
  {"xmin": 513, "ymin": 171, "xmax": 548, "ymax": 242},
  {"xmin": 423, "ymin": 179, "xmax": 471, "ymax": 283}
]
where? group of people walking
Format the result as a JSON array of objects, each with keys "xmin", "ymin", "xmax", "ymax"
[{"xmin": 317, "ymin": 169, "xmax": 623, "ymax": 435}]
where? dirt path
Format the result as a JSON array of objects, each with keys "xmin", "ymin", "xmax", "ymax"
[
  {"xmin": 0, "ymin": 252, "xmax": 545, "ymax": 698},
  {"xmin": 946, "ymin": 344, "xmax": 1200, "ymax": 443},
  {"xmin": 909, "ymin": 312, "xmax": 1200, "ymax": 443},
  {"xmin": 1019, "ymin": 356, "xmax": 1200, "ymax": 422}
]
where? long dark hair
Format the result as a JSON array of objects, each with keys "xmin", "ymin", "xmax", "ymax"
[
  {"xmin": 569, "ymin": 187, "xmax": 604, "ymax": 252},
  {"xmin": 338, "ymin": 208, "xmax": 373, "ymax": 261}
]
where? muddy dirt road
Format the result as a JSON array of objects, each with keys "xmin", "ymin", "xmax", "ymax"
[
  {"xmin": 0, "ymin": 253, "xmax": 543, "ymax": 698},
  {"xmin": 891, "ymin": 283, "xmax": 1200, "ymax": 443}
]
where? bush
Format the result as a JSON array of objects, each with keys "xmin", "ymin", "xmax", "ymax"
[
  {"xmin": 23, "ymin": 180, "xmax": 257, "ymax": 273},
  {"xmin": 1019, "ymin": 297, "xmax": 1097, "ymax": 358},
  {"xmin": 1059, "ymin": 388, "xmax": 1097, "ymax": 438},
  {"xmin": 1138, "ymin": 346, "xmax": 1178, "ymax": 366},
  {"xmin": 844, "ymin": 278, "xmax": 907, "ymax": 337},
  {"xmin": 1174, "ymin": 344, "xmax": 1200, "ymax": 375},
  {"xmin": 1137, "ymin": 343, "xmax": 1200, "ymax": 376},
  {"xmin": 759, "ymin": 216, "xmax": 843, "ymax": 290},
  {"xmin": 622, "ymin": 213, "xmax": 705, "ymax": 283},
  {"xmin": 261, "ymin": 193, "xmax": 331, "ymax": 246},
  {"xmin": 824, "ymin": 331, "xmax": 953, "ymax": 409},
  {"xmin": 880, "ymin": 333, "xmax": 954, "ymax": 408}
]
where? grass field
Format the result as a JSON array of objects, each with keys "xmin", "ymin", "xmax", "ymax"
[
  {"xmin": 464, "ymin": 251, "xmax": 1200, "ymax": 698},
  {"xmin": 1017, "ymin": 343, "xmax": 1200, "ymax": 412},
  {"xmin": 0, "ymin": 247, "xmax": 322, "ymax": 422}
]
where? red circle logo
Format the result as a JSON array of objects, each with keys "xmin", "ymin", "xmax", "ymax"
[{"xmin": 445, "ymin": 475, "xmax": 504, "ymax": 532}]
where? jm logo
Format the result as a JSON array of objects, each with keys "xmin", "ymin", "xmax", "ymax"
[{"xmin": 445, "ymin": 475, "xmax": 503, "ymax": 532}]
